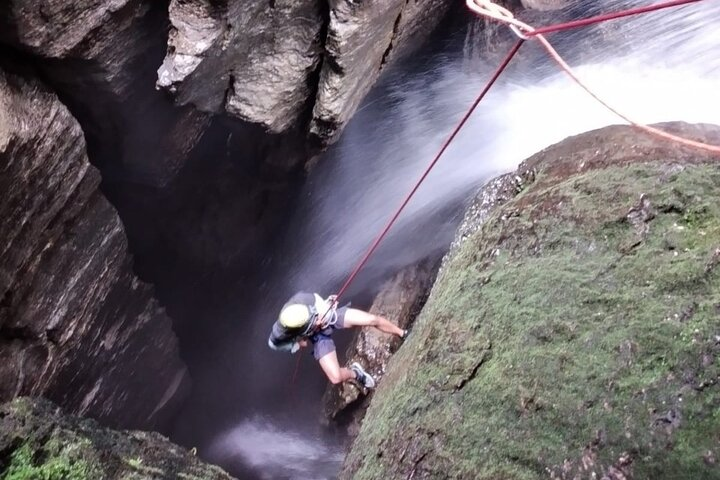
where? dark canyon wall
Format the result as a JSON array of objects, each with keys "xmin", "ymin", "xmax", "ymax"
[
  {"xmin": 0, "ymin": 0, "xmax": 209, "ymax": 186},
  {"xmin": 0, "ymin": 0, "xmax": 463, "ymax": 434},
  {"xmin": 0, "ymin": 70, "xmax": 187, "ymax": 430},
  {"xmin": 157, "ymin": 0, "xmax": 454, "ymax": 145}
]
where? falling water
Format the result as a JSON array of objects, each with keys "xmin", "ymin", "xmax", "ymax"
[
  {"xmin": 193, "ymin": 1, "xmax": 720, "ymax": 478},
  {"xmin": 283, "ymin": 0, "xmax": 720, "ymax": 297},
  {"xmin": 207, "ymin": 417, "xmax": 344, "ymax": 480}
]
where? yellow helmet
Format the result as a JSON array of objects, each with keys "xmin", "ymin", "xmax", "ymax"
[{"xmin": 279, "ymin": 304, "xmax": 314, "ymax": 329}]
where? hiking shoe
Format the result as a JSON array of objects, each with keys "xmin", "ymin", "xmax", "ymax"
[{"xmin": 350, "ymin": 362, "xmax": 375, "ymax": 389}]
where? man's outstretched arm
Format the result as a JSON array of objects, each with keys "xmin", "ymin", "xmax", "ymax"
[{"xmin": 343, "ymin": 308, "xmax": 405, "ymax": 337}]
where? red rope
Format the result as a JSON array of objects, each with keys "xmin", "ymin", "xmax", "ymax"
[
  {"xmin": 334, "ymin": 39, "xmax": 525, "ymax": 301},
  {"xmin": 289, "ymin": 351, "xmax": 302, "ymax": 396},
  {"xmin": 334, "ymin": 0, "xmax": 712, "ymax": 301},
  {"xmin": 289, "ymin": 0, "xmax": 712, "ymax": 395},
  {"xmin": 291, "ymin": 0, "xmax": 711, "ymax": 391},
  {"xmin": 527, "ymin": 0, "xmax": 701, "ymax": 37}
]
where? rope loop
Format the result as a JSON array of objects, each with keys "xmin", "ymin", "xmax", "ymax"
[
  {"xmin": 466, "ymin": 0, "xmax": 720, "ymax": 156},
  {"xmin": 467, "ymin": 0, "xmax": 535, "ymax": 39}
]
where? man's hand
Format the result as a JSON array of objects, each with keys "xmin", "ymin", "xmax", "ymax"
[
  {"xmin": 326, "ymin": 294, "xmax": 338, "ymax": 307},
  {"xmin": 291, "ymin": 339, "xmax": 308, "ymax": 354}
]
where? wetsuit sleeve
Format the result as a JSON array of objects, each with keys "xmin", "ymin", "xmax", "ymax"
[
  {"xmin": 268, "ymin": 291, "xmax": 316, "ymax": 353},
  {"xmin": 268, "ymin": 321, "xmax": 299, "ymax": 353},
  {"xmin": 267, "ymin": 336, "xmax": 298, "ymax": 353}
]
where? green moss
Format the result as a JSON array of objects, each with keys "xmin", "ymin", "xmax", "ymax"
[
  {"xmin": 125, "ymin": 457, "xmax": 143, "ymax": 469},
  {"xmin": 2, "ymin": 444, "xmax": 94, "ymax": 480},
  {"xmin": 0, "ymin": 399, "xmax": 232, "ymax": 480},
  {"xmin": 344, "ymin": 163, "xmax": 720, "ymax": 479},
  {"xmin": 122, "ymin": 456, "xmax": 164, "ymax": 476},
  {"xmin": 7, "ymin": 398, "xmax": 33, "ymax": 417}
]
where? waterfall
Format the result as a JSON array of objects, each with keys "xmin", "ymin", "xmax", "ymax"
[
  {"xmin": 283, "ymin": 0, "xmax": 720, "ymax": 298},
  {"xmin": 189, "ymin": 2, "xmax": 720, "ymax": 477}
]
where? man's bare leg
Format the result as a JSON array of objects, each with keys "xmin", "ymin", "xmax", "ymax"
[{"xmin": 318, "ymin": 350, "xmax": 356, "ymax": 385}]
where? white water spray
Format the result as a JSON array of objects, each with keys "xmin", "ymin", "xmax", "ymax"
[
  {"xmin": 282, "ymin": 0, "xmax": 720, "ymax": 296},
  {"xmin": 209, "ymin": 417, "xmax": 344, "ymax": 480},
  {"xmin": 216, "ymin": 2, "xmax": 720, "ymax": 478}
]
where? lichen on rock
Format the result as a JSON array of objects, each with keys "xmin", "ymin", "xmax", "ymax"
[
  {"xmin": 340, "ymin": 123, "xmax": 720, "ymax": 479},
  {"xmin": 0, "ymin": 397, "xmax": 234, "ymax": 480}
]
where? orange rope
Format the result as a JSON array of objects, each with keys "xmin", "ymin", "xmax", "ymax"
[{"xmin": 466, "ymin": 0, "xmax": 720, "ymax": 155}]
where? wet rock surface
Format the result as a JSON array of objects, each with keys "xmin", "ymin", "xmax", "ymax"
[
  {"xmin": 0, "ymin": 0, "xmax": 209, "ymax": 188},
  {"xmin": 0, "ymin": 397, "xmax": 233, "ymax": 480},
  {"xmin": 310, "ymin": 0, "xmax": 451, "ymax": 145},
  {"xmin": 322, "ymin": 260, "xmax": 439, "ymax": 437},
  {"xmin": 158, "ymin": 0, "xmax": 324, "ymax": 134},
  {"xmin": 0, "ymin": 0, "xmax": 310, "ymax": 360},
  {"xmin": 0, "ymin": 70, "xmax": 187, "ymax": 430},
  {"xmin": 0, "ymin": 0, "xmax": 461, "ymax": 442},
  {"xmin": 158, "ymin": 0, "xmax": 452, "ymax": 143},
  {"xmin": 521, "ymin": 0, "xmax": 574, "ymax": 10},
  {"xmin": 448, "ymin": 166, "xmax": 537, "ymax": 261},
  {"xmin": 0, "ymin": 0, "xmax": 140, "ymax": 58},
  {"xmin": 341, "ymin": 123, "xmax": 720, "ymax": 479}
]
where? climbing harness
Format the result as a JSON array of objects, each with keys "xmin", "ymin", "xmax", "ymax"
[
  {"xmin": 306, "ymin": 294, "xmax": 339, "ymax": 334},
  {"xmin": 288, "ymin": 295, "xmax": 339, "ymax": 386}
]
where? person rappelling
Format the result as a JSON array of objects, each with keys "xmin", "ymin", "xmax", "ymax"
[{"xmin": 268, "ymin": 292, "xmax": 406, "ymax": 389}]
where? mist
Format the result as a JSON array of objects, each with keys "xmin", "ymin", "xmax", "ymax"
[{"xmin": 176, "ymin": 1, "xmax": 720, "ymax": 477}]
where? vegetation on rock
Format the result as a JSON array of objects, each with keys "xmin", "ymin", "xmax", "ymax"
[
  {"xmin": 0, "ymin": 398, "xmax": 233, "ymax": 480},
  {"xmin": 341, "ymin": 124, "xmax": 720, "ymax": 480}
]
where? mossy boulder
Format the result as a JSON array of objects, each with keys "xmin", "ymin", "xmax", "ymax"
[
  {"xmin": 0, "ymin": 397, "xmax": 234, "ymax": 480},
  {"xmin": 340, "ymin": 123, "xmax": 720, "ymax": 480}
]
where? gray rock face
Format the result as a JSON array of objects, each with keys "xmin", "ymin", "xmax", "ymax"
[
  {"xmin": 0, "ymin": 70, "xmax": 188, "ymax": 430},
  {"xmin": 447, "ymin": 166, "xmax": 536, "ymax": 260},
  {"xmin": 521, "ymin": 0, "xmax": 573, "ymax": 11},
  {"xmin": 157, "ymin": 0, "xmax": 325, "ymax": 133},
  {"xmin": 322, "ymin": 259, "xmax": 438, "ymax": 437},
  {"xmin": 0, "ymin": 0, "xmax": 148, "ymax": 100},
  {"xmin": 0, "ymin": 0, "xmax": 135, "ymax": 57},
  {"xmin": 310, "ymin": 0, "xmax": 451, "ymax": 144},
  {"xmin": 158, "ymin": 0, "xmax": 451, "ymax": 142},
  {"xmin": 0, "ymin": 0, "xmax": 209, "ymax": 188}
]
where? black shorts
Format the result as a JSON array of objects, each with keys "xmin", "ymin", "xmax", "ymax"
[{"xmin": 311, "ymin": 307, "xmax": 348, "ymax": 360}]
